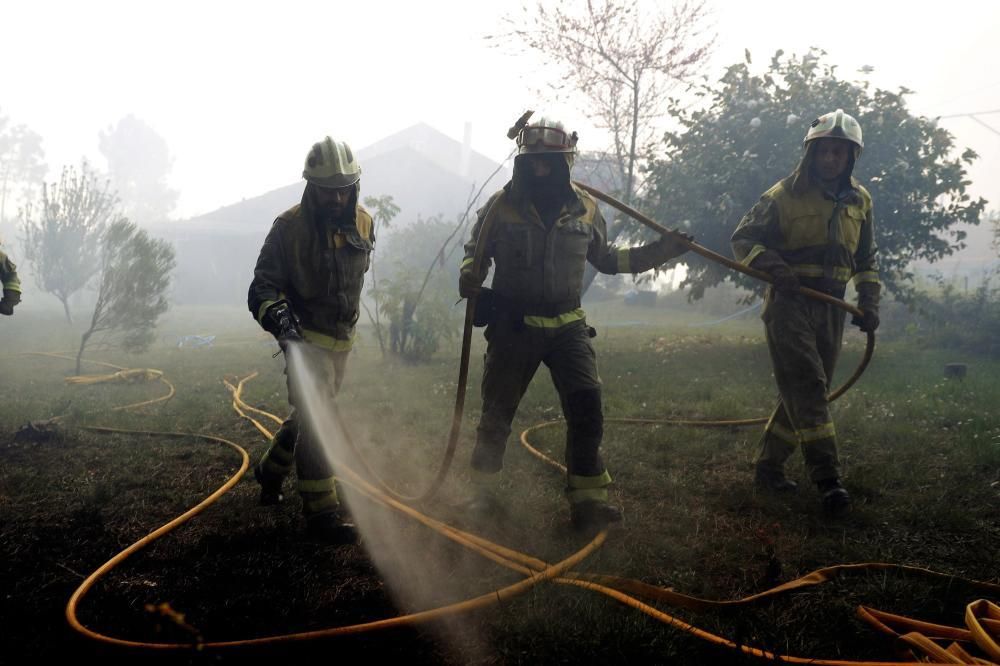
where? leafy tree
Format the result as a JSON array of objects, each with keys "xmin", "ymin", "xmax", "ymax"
[
  {"xmin": 375, "ymin": 216, "xmax": 462, "ymax": 363},
  {"xmin": 643, "ymin": 49, "xmax": 987, "ymax": 299},
  {"xmin": 76, "ymin": 218, "xmax": 175, "ymax": 374},
  {"xmin": 20, "ymin": 162, "xmax": 122, "ymax": 322},
  {"xmin": 361, "ymin": 194, "xmax": 401, "ymax": 359},
  {"xmin": 98, "ymin": 114, "xmax": 178, "ymax": 224},
  {"xmin": 0, "ymin": 112, "xmax": 46, "ymax": 223}
]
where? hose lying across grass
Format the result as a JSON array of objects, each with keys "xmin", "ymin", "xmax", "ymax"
[
  {"xmin": 42, "ymin": 184, "xmax": 998, "ymax": 663},
  {"xmin": 43, "ymin": 354, "xmax": 999, "ymax": 661}
]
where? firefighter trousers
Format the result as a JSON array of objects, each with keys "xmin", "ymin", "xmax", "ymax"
[
  {"xmin": 472, "ymin": 318, "xmax": 613, "ymax": 504},
  {"xmin": 256, "ymin": 344, "xmax": 349, "ymax": 517},
  {"xmin": 757, "ymin": 291, "xmax": 845, "ymax": 484}
]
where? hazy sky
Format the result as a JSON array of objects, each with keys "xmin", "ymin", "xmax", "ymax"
[{"xmin": 2, "ymin": 0, "xmax": 998, "ymax": 220}]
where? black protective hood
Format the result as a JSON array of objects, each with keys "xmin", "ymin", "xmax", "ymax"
[
  {"xmin": 508, "ymin": 152, "xmax": 576, "ymax": 208},
  {"xmin": 786, "ymin": 140, "xmax": 861, "ymax": 199},
  {"xmin": 300, "ymin": 181, "xmax": 360, "ymax": 229}
]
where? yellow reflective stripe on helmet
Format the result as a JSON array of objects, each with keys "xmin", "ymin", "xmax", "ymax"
[
  {"xmin": 566, "ymin": 470, "xmax": 612, "ymax": 504},
  {"xmin": 523, "ymin": 308, "xmax": 586, "ymax": 329},
  {"xmin": 742, "ymin": 244, "xmax": 768, "ymax": 267},
  {"xmin": 616, "ymin": 248, "xmax": 630, "ymax": 274},
  {"xmin": 297, "ymin": 476, "xmax": 338, "ymax": 493},
  {"xmin": 789, "ymin": 264, "xmax": 852, "ymax": 282},
  {"xmin": 799, "ymin": 422, "xmax": 836, "ymax": 443},
  {"xmin": 302, "ymin": 328, "xmax": 354, "ymax": 352},
  {"xmin": 852, "ymin": 271, "xmax": 880, "ymax": 285}
]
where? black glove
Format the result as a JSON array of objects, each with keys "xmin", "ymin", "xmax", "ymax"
[
  {"xmin": 654, "ymin": 231, "xmax": 694, "ymax": 264},
  {"xmin": 266, "ymin": 302, "xmax": 302, "ymax": 349},
  {"xmin": 459, "ymin": 269, "xmax": 482, "ymax": 299},
  {"xmin": 851, "ymin": 308, "xmax": 880, "ymax": 333}
]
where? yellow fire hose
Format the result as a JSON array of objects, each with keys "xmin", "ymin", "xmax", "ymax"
[
  {"xmin": 50, "ymin": 353, "xmax": 607, "ymax": 650},
  {"xmin": 22, "ymin": 351, "xmax": 175, "ymax": 412},
  {"xmin": 33, "ymin": 348, "xmax": 996, "ymax": 663},
  {"xmin": 225, "ymin": 373, "xmax": 1000, "ymax": 664},
  {"xmin": 38, "ymin": 179, "xmax": 997, "ymax": 662}
]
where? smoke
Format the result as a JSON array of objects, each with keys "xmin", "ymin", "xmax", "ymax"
[{"xmin": 283, "ymin": 342, "xmax": 499, "ymax": 660}]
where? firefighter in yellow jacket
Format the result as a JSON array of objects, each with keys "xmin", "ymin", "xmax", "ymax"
[
  {"xmin": 248, "ymin": 137, "xmax": 373, "ymax": 542},
  {"xmin": 731, "ymin": 109, "xmax": 880, "ymax": 515},
  {"xmin": 0, "ymin": 246, "xmax": 21, "ymax": 316},
  {"xmin": 459, "ymin": 114, "xmax": 691, "ymax": 531}
]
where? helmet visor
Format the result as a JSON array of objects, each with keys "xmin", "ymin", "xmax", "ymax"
[{"xmin": 519, "ymin": 126, "xmax": 574, "ymax": 151}]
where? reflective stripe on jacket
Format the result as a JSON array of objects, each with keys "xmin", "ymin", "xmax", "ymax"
[
  {"xmin": 731, "ymin": 178, "xmax": 879, "ymax": 293},
  {"xmin": 462, "ymin": 183, "xmax": 664, "ymax": 327}
]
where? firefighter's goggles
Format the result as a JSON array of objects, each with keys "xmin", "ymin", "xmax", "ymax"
[{"xmin": 518, "ymin": 126, "xmax": 577, "ymax": 151}]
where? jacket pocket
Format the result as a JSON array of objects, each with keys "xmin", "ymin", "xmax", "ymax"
[
  {"xmin": 840, "ymin": 206, "xmax": 865, "ymax": 253},
  {"xmin": 496, "ymin": 224, "xmax": 535, "ymax": 269}
]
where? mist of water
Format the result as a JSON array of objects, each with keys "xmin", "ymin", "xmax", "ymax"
[{"xmin": 284, "ymin": 342, "xmax": 508, "ymax": 659}]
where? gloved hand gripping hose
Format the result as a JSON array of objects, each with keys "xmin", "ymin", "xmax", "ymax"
[
  {"xmin": 569, "ymin": 181, "xmax": 875, "ymax": 400},
  {"xmin": 266, "ymin": 301, "xmax": 303, "ymax": 357}
]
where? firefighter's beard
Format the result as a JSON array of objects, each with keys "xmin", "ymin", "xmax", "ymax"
[
  {"xmin": 319, "ymin": 203, "xmax": 347, "ymax": 223},
  {"xmin": 319, "ymin": 202, "xmax": 350, "ymax": 225}
]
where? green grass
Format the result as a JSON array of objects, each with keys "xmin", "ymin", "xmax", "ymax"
[{"xmin": 1, "ymin": 303, "xmax": 998, "ymax": 664}]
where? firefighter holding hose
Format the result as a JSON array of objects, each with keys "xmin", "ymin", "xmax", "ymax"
[
  {"xmin": 732, "ymin": 109, "xmax": 880, "ymax": 515},
  {"xmin": 248, "ymin": 137, "xmax": 374, "ymax": 542},
  {"xmin": 459, "ymin": 112, "xmax": 691, "ymax": 532}
]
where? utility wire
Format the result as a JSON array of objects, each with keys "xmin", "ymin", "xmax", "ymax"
[{"xmin": 935, "ymin": 108, "xmax": 1000, "ymax": 137}]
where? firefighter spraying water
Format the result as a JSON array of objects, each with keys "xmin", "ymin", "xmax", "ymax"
[{"xmin": 247, "ymin": 136, "xmax": 374, "ymax": 542}]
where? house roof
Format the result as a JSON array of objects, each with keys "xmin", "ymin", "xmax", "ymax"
[{"xmin": 161, "ymin": 122, "xmax": 511, "ymax": 237}]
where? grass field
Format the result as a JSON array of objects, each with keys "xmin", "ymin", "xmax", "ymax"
[{"xmin": 1, "ymin": 300, "xmax": 998, "ymax": 665}]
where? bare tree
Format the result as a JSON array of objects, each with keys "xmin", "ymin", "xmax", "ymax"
[
  {"xmin": 20, "ymin": 162, "xmax": 121, "ymax": 323},
  {"xmin": 76, "ymin": 219, "xmax": 175, "ymax": 374},
  {"xmin": 490, "ymin": 0, "xmax": 715, "ymax": 207}
]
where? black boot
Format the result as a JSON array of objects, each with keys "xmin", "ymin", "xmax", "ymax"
[
  {"xmin": 754, "ymin": 464, "xmax": 798, "ymax": 492},
  {"xmin": 305, "ymin": 511, "xmax": 358, "ymax": 544},
  {"xmin": 570, "ymin": 500, "xmax": 623, "ymax": 532},
  {"xmin": 818, "ymin": 478, "xmax": 851, "ymax": 516},
  {"xmin": 254, "ymin": 465, "xmax": 284, "ymax": 506}
]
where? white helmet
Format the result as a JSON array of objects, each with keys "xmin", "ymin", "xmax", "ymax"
[
  {"xmin": 515, "ymin": 116, "xmax": 578, "ymax": 155},
  {"xmin": 804, "ymin": 109, "xmax": 863, "ymax": 152}
]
